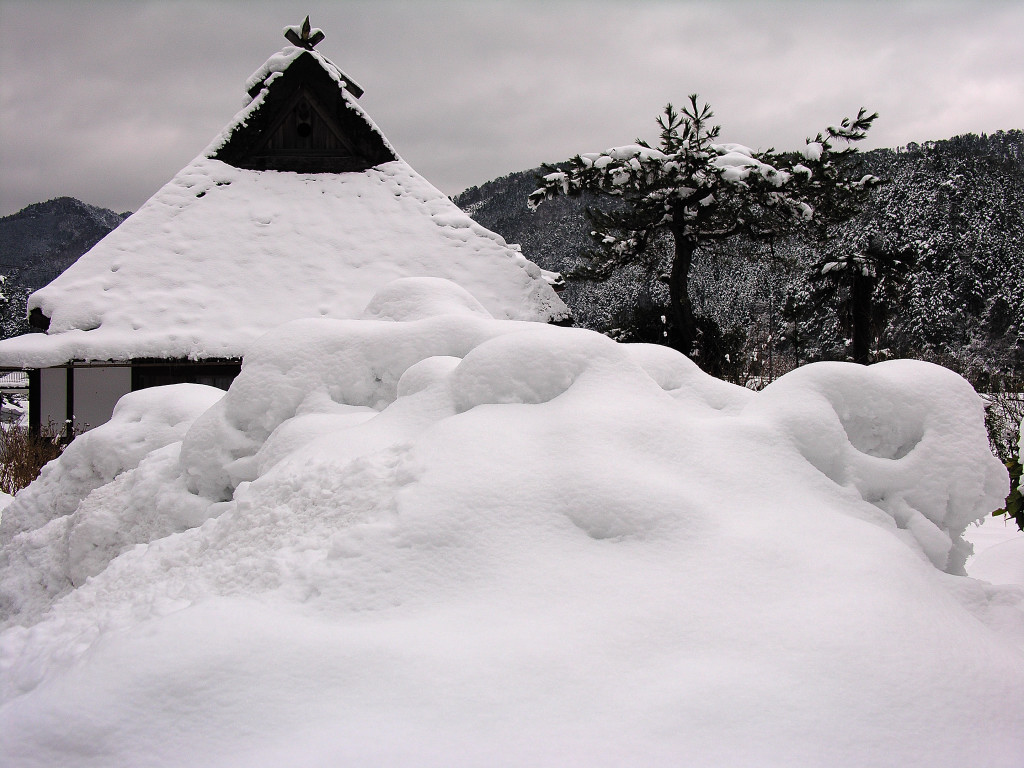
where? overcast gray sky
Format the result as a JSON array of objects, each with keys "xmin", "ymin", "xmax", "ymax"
[{"xmin": 1, "ymin": 0, "xmax": 1022, "ymax": 217}]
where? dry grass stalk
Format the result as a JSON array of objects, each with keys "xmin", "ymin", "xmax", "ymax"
[{"xmin": 0, "ymin": 420, "xmax": 72, "ymax": 495}]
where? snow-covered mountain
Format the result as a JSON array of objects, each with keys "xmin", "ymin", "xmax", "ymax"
[{"xmin": 0, "ymin": 198, "xmax": 129, "ymax": 286}]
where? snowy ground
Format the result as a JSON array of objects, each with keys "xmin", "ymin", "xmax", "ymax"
[
  {"xmin": 1, "ymin": 278, "xmax": 1022, "ymax": 767},
  {"xmin": 964, "ymin": 513, "xmax": 1024, "ymax": 585}
]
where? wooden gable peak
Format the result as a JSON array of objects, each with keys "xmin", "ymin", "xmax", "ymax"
[{"xmin": 213, "ymin": 49, "xmax": 395, "ymax": 173}]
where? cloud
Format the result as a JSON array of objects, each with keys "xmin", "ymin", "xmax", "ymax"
[{"xmin": 1, "ymin": 0, "xmax": 1021, "ymax": 216}]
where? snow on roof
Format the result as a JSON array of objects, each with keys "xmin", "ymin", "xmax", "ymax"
[
  {"xmin": 0, "ymin": 45, "xmax": 567, "ymax": 369},
  {"xmin": 243, "ymin": 43, "xmax": 363, "ymax": 101}
]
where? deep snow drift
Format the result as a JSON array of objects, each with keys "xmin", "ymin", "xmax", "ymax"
[{"xmin": 1, "ymin": 278, "xmax": 1022, "ymax": 767}]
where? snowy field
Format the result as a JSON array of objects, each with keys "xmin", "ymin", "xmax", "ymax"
[{"xmin": 1, "ymin": 278, "xmax": 1022, "ymax": 767}]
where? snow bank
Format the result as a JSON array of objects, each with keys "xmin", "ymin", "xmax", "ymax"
[
  {"xmin": 1, "ymin": 279, "xmax": 1021, "ymax": 767},
  {"xmin": 0, "ymin": 385, "xmax": 222, "ymax": 541},
  {"xmin": 748, "ymin": 360, "xmax": 1007, "ymax": 573},
  {"xmin": 0, "ymin": 385, "xmax": 223, "ymax": 623}
]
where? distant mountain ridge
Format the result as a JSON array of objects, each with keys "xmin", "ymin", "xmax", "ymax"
[
  {"xmin": 455, "ymin": 129, "xmax": 1024, "ymax": 383},
  {"xmin": 1, "ymin": 197, "xmax": 129, "ymax": 283},
  {"xmin": 1, "ymin": 197, "xmax": 130, "ymax": 338}
]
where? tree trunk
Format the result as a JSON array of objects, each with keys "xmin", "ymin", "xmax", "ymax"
[
  {"xmin": 850, "ymin": 271, "xmax": 873, "ymax": 365},
  {"xmin": 668, "ymin": 231, "xmax": 697, "ymax": 356}
]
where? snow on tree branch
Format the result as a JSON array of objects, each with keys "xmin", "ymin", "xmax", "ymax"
[{"xmin": 527, "ymin": 95, "xmax": 880, "ymax": 357}]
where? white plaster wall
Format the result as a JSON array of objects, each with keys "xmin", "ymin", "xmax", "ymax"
[
  {"xmin": 73, "ymin": 366, "xmax": 131, "ymax": 431},
  {"xmin": 38, "ymin": 367, "xmax": 67, "ymax": 431}
]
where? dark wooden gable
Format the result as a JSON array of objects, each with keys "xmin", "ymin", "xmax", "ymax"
[{"xmin": 213, "ymin": 51, "xmax": 397, "ymax": 173}]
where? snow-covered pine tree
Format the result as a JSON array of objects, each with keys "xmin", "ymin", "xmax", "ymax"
[
  {"xmin": 780, "ymin": 108, "xmax": 881, "ymax": 238},
  {"xmin": 0, "ymin": 276, "xmax": 30, "ymax": 340},
  {"xmin": 528, "ymin": 96, "xmax": 878, "ymax": 361}
]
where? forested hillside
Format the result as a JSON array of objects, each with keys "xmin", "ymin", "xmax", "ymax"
[
  {"xmin": 456, "ymin": 130, "xmax": 1024, "ymax": 386},
  {"xmin": 0, "ymin": 198, "xmax": 129, "ymax": 338}
]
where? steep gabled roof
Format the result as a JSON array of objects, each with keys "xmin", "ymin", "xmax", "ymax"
[
  {"xmin": 0, "ymin": 28, "xmax": 568, "ymax": 368},
  {"xmin": 213, "ymin": 48, "xmax": 397, "ymax": 173}
]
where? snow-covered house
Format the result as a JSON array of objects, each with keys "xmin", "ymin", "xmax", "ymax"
[{"xmin": 0, "ymin": 20, "xmax": 568, "ymax": 434}]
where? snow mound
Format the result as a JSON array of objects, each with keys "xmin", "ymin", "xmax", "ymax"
[
  {"xmin": 623, "ymin": 342, "xmax": 753, "ymax": 412},
  {"xmin": 1, "ymin": 280, "xmax": 1021, "ymax": 767},
  {"xmin": 361, "ymin": 276, "xmax": 492, "ymax": 321},
  {"xmin": 749, "ymin": 360, "xmax": 1007, "ymax": 573},
  {"xmin": 0, "ymin": 384, "xmax": 223, "ymax": 541},
  {"xmin": 0, "ymin": 385, "xmax": 224, "ymax": 626},
  {"xmin": 450, "ymin": 325, "xmax": 631, "ymax": 411}
]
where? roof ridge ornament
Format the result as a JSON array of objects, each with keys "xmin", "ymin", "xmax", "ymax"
[{"xmin": 285, "ymin": 16, "xmax": 325, "ymax": 50}]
